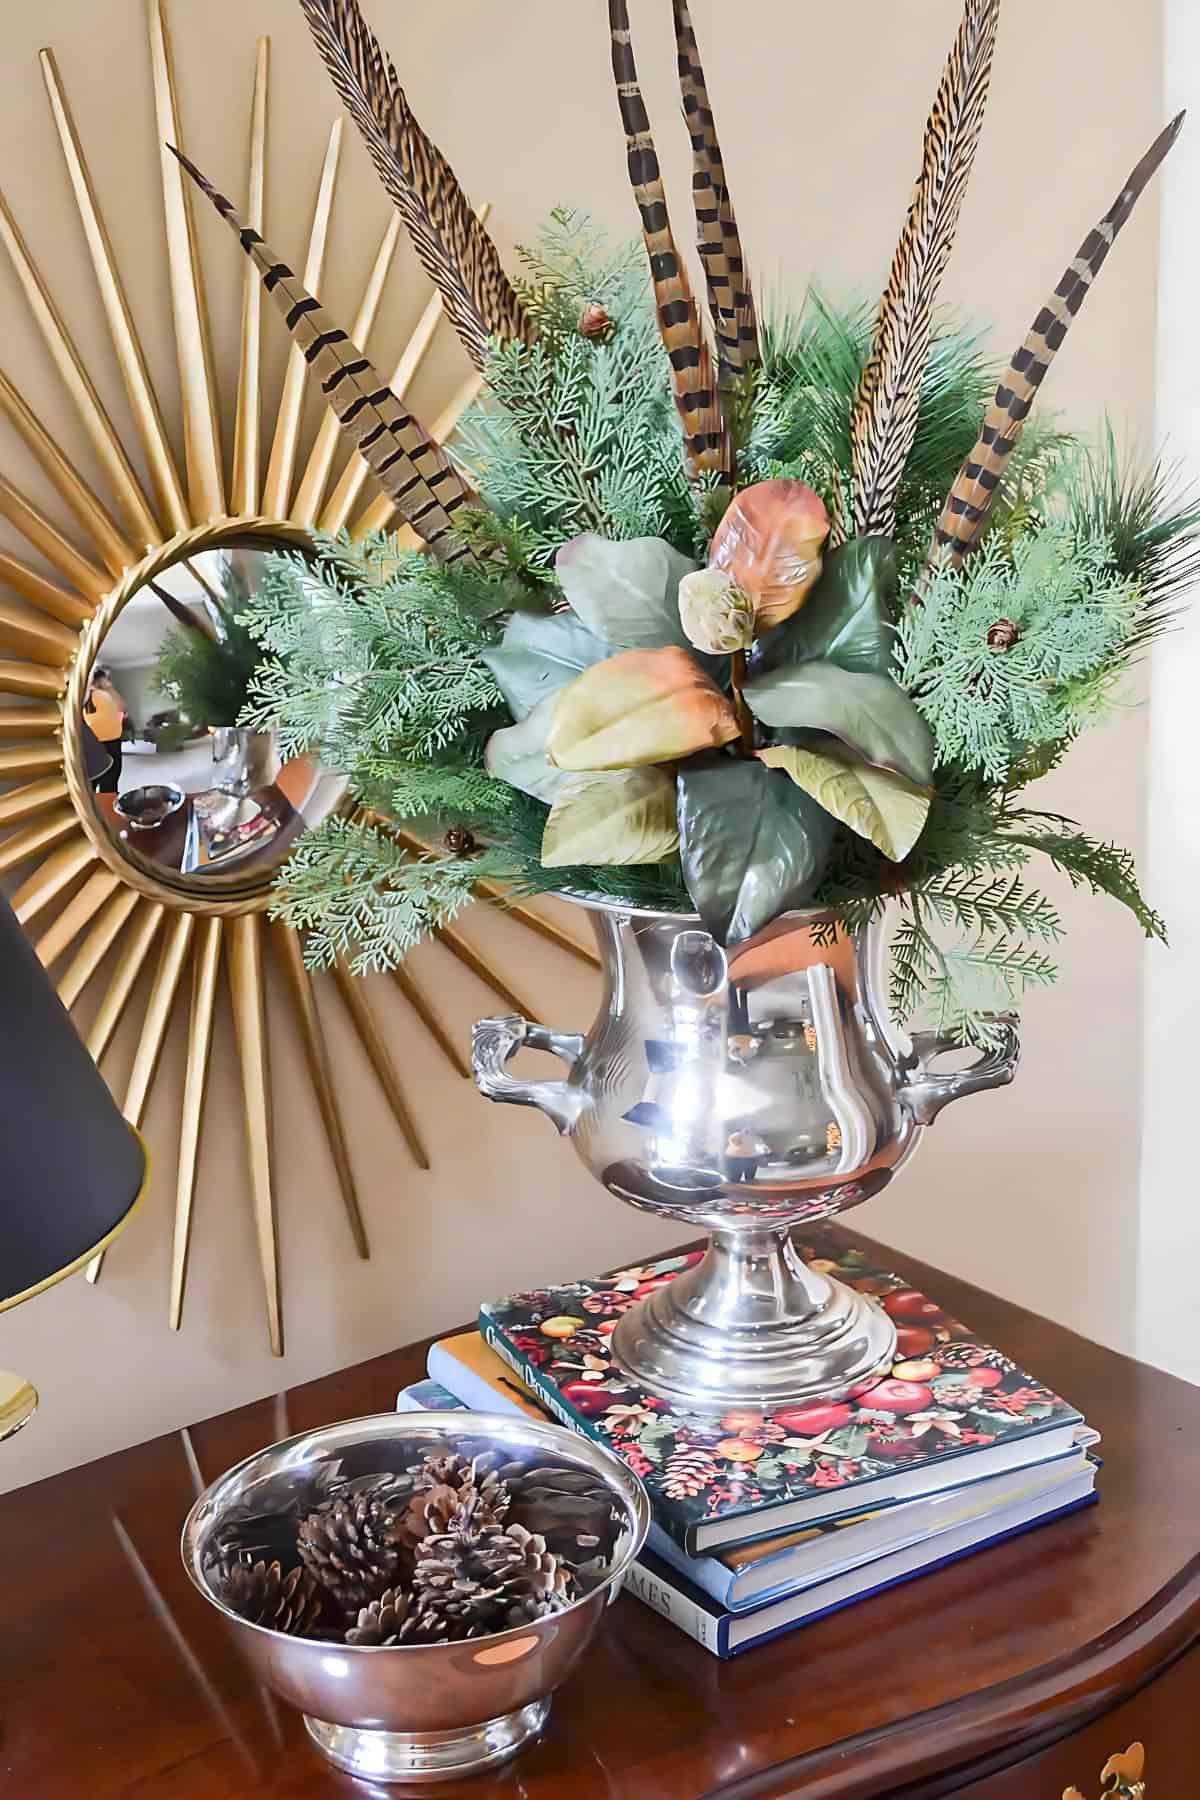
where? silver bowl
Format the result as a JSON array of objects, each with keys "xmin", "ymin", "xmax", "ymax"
[
  {"xmin": 181, "ymin": 1411, "xmax": 650, "ymax": 1784},
  {"xmin": 113, "ymin": 781, "xmax": 185, "ymax": 830}
]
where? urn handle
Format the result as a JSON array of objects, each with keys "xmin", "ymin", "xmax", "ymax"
[
  {"xmin": 899, "ymin": 1018, "xmax": 1020, "ymax": 1126},
  {"xmin": 472, "ymin": 1013, "xmax": 586, "ymax": 1135}
]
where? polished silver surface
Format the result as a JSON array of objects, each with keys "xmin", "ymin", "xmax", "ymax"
[
  {"xmin": 181, "ymin": 1411, "xmax": 649, "ymax": 1785},
  {"xmin": 473, "ymin": 904, "xmax": 1019, "ymax": 1410}
]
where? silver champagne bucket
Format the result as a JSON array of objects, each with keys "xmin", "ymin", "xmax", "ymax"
[{"xmin": 472, "ymin": 902, "xmax": 1018, "ymax": 1412}]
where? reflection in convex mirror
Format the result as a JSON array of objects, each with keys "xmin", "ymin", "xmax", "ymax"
[{"xmin": 80, "ymin": 541, "xmax": 342, "ymax": 891}]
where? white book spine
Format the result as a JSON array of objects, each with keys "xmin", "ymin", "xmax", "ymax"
[{"xmin": 622, "ymin": 1560, "xmax": 721, "ymax": 1656}]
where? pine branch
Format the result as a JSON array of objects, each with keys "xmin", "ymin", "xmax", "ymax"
[{"xmin": 1001, "ymin": 819, "xmax": 1167, "ymax": 942}]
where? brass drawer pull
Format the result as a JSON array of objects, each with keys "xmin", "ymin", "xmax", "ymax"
[{"xmin": 1064, "ymin": 1741, "xmax": 1146, "ymax": 1799}]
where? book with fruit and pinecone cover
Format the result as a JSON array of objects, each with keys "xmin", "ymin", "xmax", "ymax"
[
  {"xmin": 408, "ymin": 1355, "xmax": 1095, "ymax": 1612},
  {"xmin": 478, "ymin": 1236, "xmax": 1085, "ymax": 1555}
]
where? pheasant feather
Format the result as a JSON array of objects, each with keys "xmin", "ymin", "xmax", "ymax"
[
  {"xmin": 609, "ymin": 0, "xmax": 730, "ymax": 488},
  {"xmin": 169, "ymin": 147, "xmax": 479, "ymax": 560},
  {"xmin": 850, "ymin": 0, "xmax": 1000, "ymax": 540},
  {"xmin": 299, "ymin": 0, "xmax": 532, "ymax": 370},
  {"xmin": 925, "ymin": 112, "xmax": 1186, "ymax": 576},
  {"xmin": 672, "ymin": 0, "xmax": 759, "ymax": 381}
]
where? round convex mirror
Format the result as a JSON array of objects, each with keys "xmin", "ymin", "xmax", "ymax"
[{"xmin": 77, "ymin": 538, "xmax": 342, "ymax": 899}]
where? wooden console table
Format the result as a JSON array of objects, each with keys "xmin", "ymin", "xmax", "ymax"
[{"xmin": 3, "ymin": 1228, "xmax": 1198, "ymax": 1798}]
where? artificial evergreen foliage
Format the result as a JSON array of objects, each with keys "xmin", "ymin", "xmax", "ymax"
[{"xmin": 239, "ymin": 218, "xmax": 1197, "ymax": 1042}]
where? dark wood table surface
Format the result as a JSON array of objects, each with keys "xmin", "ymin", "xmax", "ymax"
[{"xmin": 3, "ymin": 1226, "xmax": 1199, "ymax": 1799}]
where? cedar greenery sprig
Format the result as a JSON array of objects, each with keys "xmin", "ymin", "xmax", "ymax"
[{"xmin": 237, "ymin": 218, "xmax": 1199, "ymax": 1042}]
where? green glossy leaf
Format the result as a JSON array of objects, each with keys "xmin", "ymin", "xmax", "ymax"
[
  {"xmin": 542, "ymin": 768, "xmax": 679, "ymax": 867},
  {"xmin": 748, "ymin": 537, "xmax": 898, "ymax": 677},
  {"xmin": 677, "ymin": 755, "xmax": 835, "ymax": 945},
  {"xmin": 484, "ymin": 695, "xmax": 567, "ymax": 802},
  {"xmin": 556, "ymin": 534, "xmax": 698, "ymax": 651},
  {"xmin": 744, "ymin": 660, "xmax": 935, "ymax": 786},
  {"xmin": 547, "ymin": 647, "xmax": 740, "ymax": 771},
  {"xmin": 758, "ymin": 743, "xmax": 931, "ymax": 862},
  {"xmin": 481, "ymin": 612, "xmax": 615, "ymax": 721}
]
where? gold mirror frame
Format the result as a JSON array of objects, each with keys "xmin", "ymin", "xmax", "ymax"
[{"xmin": 0, "ymin": 1, "xmax": 597, "ymax": 1355}]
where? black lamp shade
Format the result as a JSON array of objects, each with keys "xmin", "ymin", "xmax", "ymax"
[{"xmin": 0, "ymin": 891, "xmax": 145, "ymax": 1309}]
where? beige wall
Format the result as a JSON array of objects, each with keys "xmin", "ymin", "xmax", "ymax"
[{"xmin": 0, "ymin": 0, "xmax": 1166, "ymax": 1491}]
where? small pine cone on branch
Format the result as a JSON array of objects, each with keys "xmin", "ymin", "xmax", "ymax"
[
  {"xmin": 217, "ymin": 1559, "xmax": 325, "ymax": 1636},
  {"xmin": 345, "ymin": 1586, "xmax": 415, "ymax": 1647},
  {"xmin": 661, "ymin": 1447, "xmax": 717, "ymax": 1500},
  {"xmin": 297, "ymin": 1478, "xmax": 406, "ymax": 1610}
]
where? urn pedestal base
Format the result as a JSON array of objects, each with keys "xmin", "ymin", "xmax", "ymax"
[{"xmin": 610, "ymin": 1227, "xmax": 896, "ymax": 1411}]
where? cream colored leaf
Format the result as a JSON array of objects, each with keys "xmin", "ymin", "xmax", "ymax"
[
  {"xmin": 757, "ymin": 743, "xmax": 931, "ymax": 862},
  {"xmin": 542, "ymin": 768, "xmax": 680, "ymax": 867},
  {"xmin": 546, "ymin": 646, "xmax": 739, "ymax": 771}
]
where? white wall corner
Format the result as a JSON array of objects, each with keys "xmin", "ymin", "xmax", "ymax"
[{"xmin": 1138, "ymin": 0, "xmax": 1200, "ymax": 1382}]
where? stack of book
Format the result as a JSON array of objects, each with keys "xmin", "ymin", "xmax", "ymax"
[{"xmin": 398, "ymin": 1236, "xmax": 1098, "ymax": 1658}]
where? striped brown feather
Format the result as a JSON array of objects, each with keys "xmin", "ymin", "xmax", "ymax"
[
  {"xmin": 672, "ymin": 0, "xmax": 759, "ymax": 381},
  {"xmin": 922, "ymin": 112, "xmax": 1186, "ymax": 580},
  {"xmin": 169, "ymin": 147, "xmax": 479, "ymax": 561},
  {"xmin": 299, "ymin": 0, "xmax": 531, "ymax": 371},
  {"xmin": 851, "ymin": 0, "xmax": 1000, "ymax": 540},
  {"xmin": 608, "ymin": 0, "xmax": 730, "ymax": 488}
]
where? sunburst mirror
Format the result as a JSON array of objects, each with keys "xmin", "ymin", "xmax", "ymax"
[{"xmin": 0, "ymin": 0, "xmax": 597, "ymax": 1354}]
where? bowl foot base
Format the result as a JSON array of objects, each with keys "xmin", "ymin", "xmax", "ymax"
[
  {"xmin": 612, "ymin": 1231, "xmax": 896, "ymax": 1410},
  {"xmin": 304, "ymin": 1697, "xmax": 551, "ymax": 1783}
]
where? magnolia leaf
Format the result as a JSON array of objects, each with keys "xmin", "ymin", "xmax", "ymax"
[
  {"xmin": 744, "ymin": 660, "xmax": 934, "ymax": 785},
  {"xmin": 677, "ymin": 755, "xmax": 835, "ymax": 944},
  {"xmin": 484, "ymin": 695, "xmax": 567, "ymax": 802},
  {"xmin": 547, "ymin": 647, "xmax": 740, "ymax": 771},
  {"xmin": 758, "ymin": 743, "xmax": 931, "ymax": 862},
  {"xmin": 556, "ymin": 534, "xmax": 699, "ymax": 652},
  {"xmin": 542, "ymin": 768, "xmax": 679, "ymax": 867},
  {"xmin": 748, "ymin": 537, "xmax": 898, "ymax": 678},
  {"xmin": 481, "ymin": 611, "xmax": 615, "ymax": 721}
]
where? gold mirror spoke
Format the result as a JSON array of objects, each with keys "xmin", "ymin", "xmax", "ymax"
[
  {"xmin": 0, "ymin": 703, "xmax": 63, "ymax": 739},
  {"xmin": 0, "ymin": 597, "xmax": 79, "ymax": 666},
  {"xmin": 0, "ymin": 777, "xmax": 70, "ymax": 825},
  {"xmin": 34, "ymin": 868, "xmax": 120, "ymax": 969},
  {"xmin": 0, "ymin": 367, "xmax": 134, "ymax": 575},
  {"xmin": 9, "ymin": 833, "xmax": 93, "ymax": 923},
  {"xmin": 0, "ymin": 474, "xmax": 109, "ymax": 604},
  {"xmin": 0, "ymin": 807, "xmax": 76, "ymax": 875},
  {"xmin": 231, "ymin": 36, "xmax": 269, "ymax": 518},
  {"xmin": 228, "ymin": 913, "xmax": 282, "ymax": 1354},
  {"xmin": 272, "ymin": 922, "xmax": 369, "ymax": 1256},
  {"xmin": 0, "ymin": 189, "xmax": 161, "ymax": 552},
  {"xmin": 87, "ymin": 907, "xmax": 194, "ymax": 1283},
  {"xmin": 169, "ymin": 916, "xmax": 222, "ymax": 1331},
  {"xmin": 85, "ymin": 898, "xmax": 164, "ymax": 1064},
  {"xmin": 435, "ymin": 921, "xmax": 542, "ymax": 1025},
  {"xmin": 332, "ymin": 958, "xmax": 430, "ymax": 1171},
  {"xmin": 390, "ymin": 960, "xmax": 471, "ymax": 1080},
  {"xmin": 0, "ymin": 741, "xmax": 63, "ymax": 778},
  {"xmin": 148, "ymin": 0, "xmax": 224, "ymax": 523},
  {"xmin": 0, "ymin": 659, "xmax": 63, "ymax": 699},
  {"xmin": 261, "ymin": 119, "xmax": 343, "ymax": 520},
  {"xmin": 40, "ymin": 48, "xmax": 189, "ymax": 536},
  {"xmin": 0, "ymin": 550, "xmax": 93, "ymax": 628},
  {"xmin": 56, "ymin": 884, "xmax": 140, "ymax": 1009}
]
